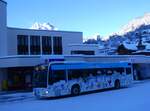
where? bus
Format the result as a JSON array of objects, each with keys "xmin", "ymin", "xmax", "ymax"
[{"xmin": 33, "ymin": 61, "xmax": 133, "ymax": 98}]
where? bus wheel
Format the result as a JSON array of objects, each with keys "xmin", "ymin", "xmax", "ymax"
[
  {"xmin": 115, "ymin": 80, "xmax": 120, "ymax": 89},
  {"xmin": 71, "ymin": 84, "xmax": 80, "ymax": 96}
]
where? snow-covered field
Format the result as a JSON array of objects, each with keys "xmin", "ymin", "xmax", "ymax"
[{"xmin": 0, "ymin": 80, "xmax": 150, "ymax": 111}]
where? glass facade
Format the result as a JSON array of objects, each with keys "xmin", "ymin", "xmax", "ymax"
[
  {"xmin": 17, "ymin": 35, "xmax": 29, "ymax": 55},
  {"xmin": 30, "ymin": 35, "xmax": 40, "ymax": 55},
  {"xmin": 42, "ymin": 36, "xmax": 52, "ymax": 54},
  {"xmin": 17, "ymin": 35, "xmax": 62, "ymax": 55},
  {"xmin": 53, "ymin": 37, "xmax": 62, "ymax": 54}
]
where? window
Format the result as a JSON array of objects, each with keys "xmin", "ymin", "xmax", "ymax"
[
  {"xmin": 68, "ymin": 69, "xmax": 95, "ymax": 80},
  {"xmin": 68, "ymin": 70, "xmax": 82, "ymax": 80},
  {"xmin": 17, "ymin": 35, "xmax": 29, "ymax": 55},
  {"xmin": 106, "ymin": 68, "xmax": 113, "ymax": 75},
  {"xmin": 42, "ymin": 36, "xmax": 52, "ymax": 54},
  {"xmin": 30, "ymin": 36, "xmax": 40, "ymax": 55},
  {"xmin": 88, "ymin": 69, "xmax": 98, "ymax": 76},
  {"xmin": 50, "ymin": 70, "xmax": 66, "ymax": 84},
  {"xmin": 115, "ymin": 68, "xmax": 124, "ymax": 74},
  {"xmin": 53, "ymin": 37, "xmax": 62, "ymax": 54},
  {"xmin": 126, "ymin": 68, "xmax": 131, "ymax": 75},
  {"xmin": 96, "ymin": 69, "xmax": 105, "ymax": 75}
]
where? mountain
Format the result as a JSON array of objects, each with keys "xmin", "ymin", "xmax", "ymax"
[
  {"xmin": 118, "ymin": 13, "xmax": 150, "ymax": 35},
  {"xmin": 107, "ymin": 13, "xmax": 150, "ymax": 53},
  {"xmin": 30, "ymin": 22, "xmax": 57, "ymax": 30}
]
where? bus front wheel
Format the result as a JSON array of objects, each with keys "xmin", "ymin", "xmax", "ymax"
[
  {"xmin": 71, "ymin": 84, "xmax": 80, "ymax": 96},
  {"xmin": 115, "ymin": 80, "xmax": 120, "ymax": 89}
]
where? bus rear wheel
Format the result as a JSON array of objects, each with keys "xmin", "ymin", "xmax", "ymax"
[
  {"xmin": 71, "ymin": 84, "xmax": 80, "ymax": 96},
  {"xmin": 115, "ymin": 80, "xmax": 120, "ymax": 89}
]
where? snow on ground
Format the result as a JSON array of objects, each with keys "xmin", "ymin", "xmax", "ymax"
[{"xmin": 1, "ymin": 80, "xmax": 150, "ymax": 111}]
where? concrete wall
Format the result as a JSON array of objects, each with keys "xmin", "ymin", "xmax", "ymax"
[
  {"xmin": 0, "ymin": 56, "xmax": 41, "ymax": 68},
  {"xmin": 0, "ymin": 0, "xmax": 7, "ymax": 56},
  {"xmin": 7, "ymin": 28, "xmax": 83, "ymax": 55}
]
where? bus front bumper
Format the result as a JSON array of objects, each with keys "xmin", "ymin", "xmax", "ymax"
[{"xmin": 33, "ymin": 88, "xmax": 55, "ymax": 98}]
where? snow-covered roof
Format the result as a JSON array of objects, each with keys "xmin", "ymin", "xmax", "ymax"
[
  {"xmin": 122, "ymin": 40, "xmax": 150, "ymax": 51},
  {"xmin": 133, "ymin": 50, "xmax": 150, "ymax": 54},
  {"xmin": 143, "ymin": 43, "xmax": 150, "ymax": 49},
  {"xmin": 123, "ymin": 42, "xmax": 138, "ymax": 50}
]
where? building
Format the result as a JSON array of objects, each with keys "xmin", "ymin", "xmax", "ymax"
[{"xmin": 0, "ymin": 0, "xmax": 83, "ymax": 91}]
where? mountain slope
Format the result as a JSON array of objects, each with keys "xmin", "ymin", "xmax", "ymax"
[{"xmin": 118, "ymin": 13, "xmax": 150, "ymax": 35}]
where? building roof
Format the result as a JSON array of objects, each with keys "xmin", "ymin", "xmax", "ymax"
[{"xmin": 123, "ymin": 42, "xmax": 138, "ymax": 50}]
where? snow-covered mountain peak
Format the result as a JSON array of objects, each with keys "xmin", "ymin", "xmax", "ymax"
[
  {"xmin": 118, "ymin": 13, "xmax": 150, "ymax": 35},
  {"xmin": 30, "ymin": 22, "xmax": 57, "ymax": 30}
]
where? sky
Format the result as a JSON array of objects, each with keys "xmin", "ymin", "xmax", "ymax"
[{"xmin": 6, "ymin": 0, "xmax": 150, "ymax": 38}]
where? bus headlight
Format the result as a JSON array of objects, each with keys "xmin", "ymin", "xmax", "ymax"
[{"xmin": 45, "ymin": 90, "xmax": 49, "ymax": 94}]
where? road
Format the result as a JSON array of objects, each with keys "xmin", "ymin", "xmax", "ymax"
[{"xmin": 0, "ymin": 80, "xmax": 150, "ymax": 111}]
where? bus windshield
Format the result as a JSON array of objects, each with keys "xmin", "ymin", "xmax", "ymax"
[{"xmin": 33, "ymin": 64, "xmax": 48, "ymax": 88}]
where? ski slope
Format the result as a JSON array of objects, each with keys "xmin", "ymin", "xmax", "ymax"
[{"xmin": 0, "ymin": 80, "xmax": 150, "ymax": 111}]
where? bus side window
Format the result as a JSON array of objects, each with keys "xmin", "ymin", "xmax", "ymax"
[
  {"xmin": 116, "ymin": 68, "xmax": 124, "ymax": 74},
  {"xmin": 68, "ymin": 70, "xmax": 81, "ymax": 80},
  {"xmin": 106, "ymin": 68, "xmax": 113, "ymax": 75},
  {"xmin": 53, "ymin": 70, "xmax": 66, "ymax": 82},
  {"xmin": 97, "ymin": 70, "xmax": 102, "ymax": 75},
  {"xmin": 81, "ymin": 69, "xmax": 89, "ymax": 78},
  {"xmin": 89, "ymin": 69, "xmax": 97, "ymax": 76},
  {"xmin": 126, "ymin": 68, "xmax": 131, "ymax": 75},
  {"xmin": 97, "ymin": 69, "xmax": 106, "ymax": 75}
]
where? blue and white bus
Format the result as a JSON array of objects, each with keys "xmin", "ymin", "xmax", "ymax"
[{"xmin": 33, "ymin": 61, "xmax": 133, "ymax": 98}]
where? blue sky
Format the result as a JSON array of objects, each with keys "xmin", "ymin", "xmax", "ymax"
[{"xmin": 6, "ymin": 0, "xmax": 150, "ymax": 38}]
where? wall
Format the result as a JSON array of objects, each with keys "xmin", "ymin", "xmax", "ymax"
[
  {"xmin": 0, "ymin": 0, "xmax": 7, "ymax": 56},
  {"xmin": 0, "ymin": 56, "xmax": 41, "ymax": 68}
]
